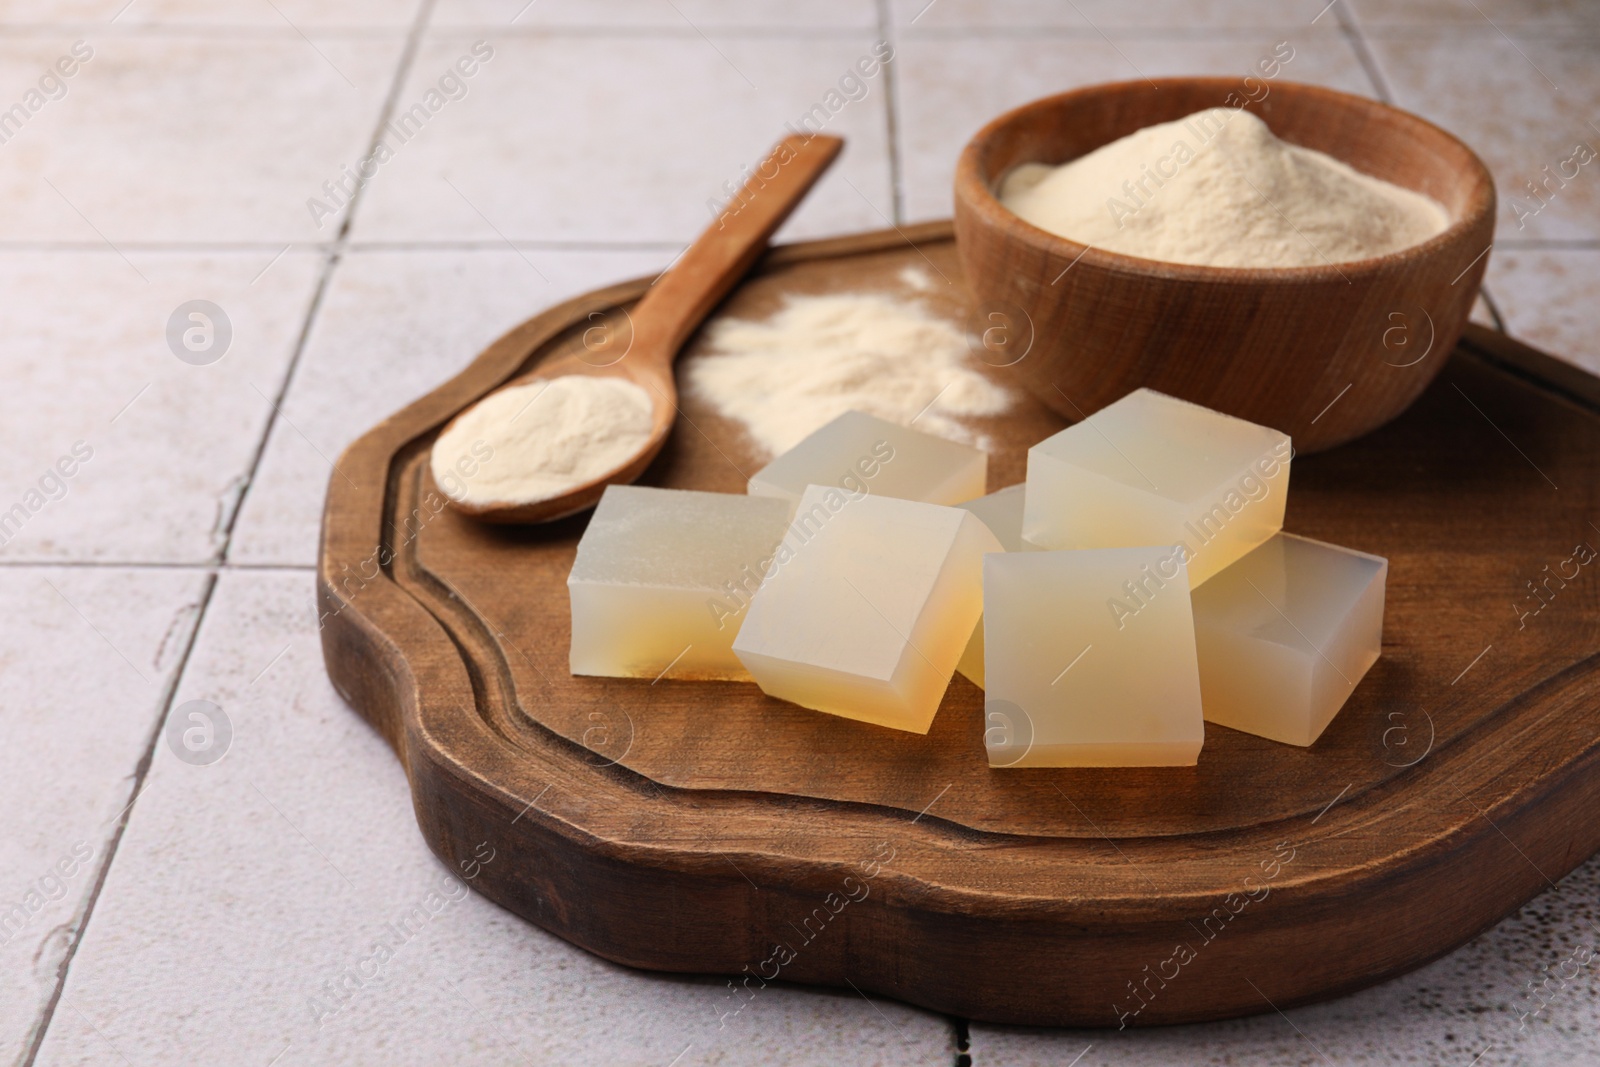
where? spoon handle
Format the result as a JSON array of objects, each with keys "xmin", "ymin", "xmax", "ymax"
[{"xmin": 630, "ymin": 134, "xmax": 844, "ymax": 361}]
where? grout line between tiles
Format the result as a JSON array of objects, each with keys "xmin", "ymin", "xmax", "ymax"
[
  {"xmin": 0, "ymin": 241, "xmax": 336, "ymax": 253},
  {"xmin": 20, "ymin": 573, "xmax": 215, "ymax": 1067},
  {"xmin": 875, "ymin": 0, "xmax": 906, "ymax": 226},
  {"xmin": 0, "ymin": 22, "xmax": 885, "ymax": 41},
  {"xmin": 893, "ymin": 23, "xmax": 1377, "ymax": 39},
  {"xmin": 220, "ymin": 0, "xmax": 439, "ymax": 561},
  {"xmin": 1478, "ymin": 286, "xmax": 1509, "ymax": 333},
  {"xmin": 885, "ymin": 19, "xmax": 1600, "ymax": 40},
  {"xmin": 217, "ymin": 243, "xmax": 343, "ymax": 539},
  {"xmin": 17, "ymin": 3, "xmax": 440, "ymax": 1062},
  {"xmin": 1334, "ymin": 2, "xmax": 1396, "ymax": 103}
]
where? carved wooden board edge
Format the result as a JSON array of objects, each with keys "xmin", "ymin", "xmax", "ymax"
[{"xmin": 317, "ymin": 223, "xmax": 1600, "ymax": 1026}]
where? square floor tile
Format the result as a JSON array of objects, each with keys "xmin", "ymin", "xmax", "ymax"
[
  {"xmin": 1367, "ymin": 31, "xmax": 1600, "ymax": 241},
  {"xmin": 0, "ymin": 565, "xmax": 207, "ymax": 1066},
  {"xmin": 895, "ymin": 28, "xmax": 1376, "ymax": 222},
  {"xmin": 1347, "ymin": 0, "xmax": 1600, "ymax": 31},
  {"xmin": 349, "ymin": 32, "xmax": 896, "ymax": 243},
  {"xmin": 1486, "ymin": 248, "xmax": 1600, "ymax": 376},
  {"xmin": 968, "ymin": 850, "xmax": 1600, "ymax": 1064},
  {"xmin": 432, "ymin": 0, "xmax": 876, "ymax": 29},
  {"xmin": 0, "ymin": 250, "xmax": 322, "ymax": 563},
  {"xmin": 0, "ymin": 32, "xmax": 403, "ymax": 241},
  {"xmin": 889, "ymin": 0, "xmax": 1340, "ymax": 31},
  {"xmin": 32, "ymin": 570, "xmax": 957, "ymax": 1067},
  {"xmin": 227, "ymin": 248, "xmax": 669, "ymax": 566}
]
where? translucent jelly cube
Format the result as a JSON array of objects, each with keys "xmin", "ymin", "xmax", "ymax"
[
  {"xmin": 568, "ymin": 485, "xmax": 793, "ymax": 681},
  {"xmin": 1022, "ymin": 389, "xmax": 1291, "ymax": 587},
  {"xmin": 957, "ymin": 482, "xmax": 1028, "ymax": 553},
  {"xmin": 732, "ymin": 484, "xmax": 1001, "ymax": 732},
  {"xmin": 953, "ymin": 484, "xmax": 1034, "ymax": 688},
  {"xmin": 983, "ymin": 546, "xmax": 1205, "ymax": 767},
  {"xmin": 1192, "ymin": 532, "xmax": 1387, "ymax": 747},
  {"xmin": 748, "ymin": 410, "xmax": 986, "ymax": 508}
]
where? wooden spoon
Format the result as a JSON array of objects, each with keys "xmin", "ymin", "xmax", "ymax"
[{"xmin": 440, "ymin": 133, "xmax": 844, "ymax": 524}]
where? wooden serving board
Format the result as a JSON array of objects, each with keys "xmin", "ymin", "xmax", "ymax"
[{"xmin": 319, "ymin": 222, "xmax": 1600, "ymax": 1027}]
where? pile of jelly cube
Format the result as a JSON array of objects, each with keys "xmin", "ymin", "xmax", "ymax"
[{"xmin": 566, "ymin": 390, "xmax": 1387, "ymax": 766}]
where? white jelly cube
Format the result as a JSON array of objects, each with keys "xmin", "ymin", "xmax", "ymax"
[
  {"xmin": 732, "ymin": 484, "xmax": 1001, "ymax": 732},
  {"xmin": 748, "ymin": 410, "xmax": 986, "ymax": 508},
  {"xmin": 953, "ymin": 484, "xmax": 1036, "ymax": 688},
  {"xmin": 984, "ymin": 546, "xmax": 1204, "ymax": 767},
  {"xmin": 1022, "ymin": 389, "xmax": 1291, "ymax": 587},
  {"xmin": 1192, "ymin": 532, "xmax": 1386, "ymax": 746},
  {"xmin": 568, "ymin": 485, "xmax": 792, "ymax": 681}
]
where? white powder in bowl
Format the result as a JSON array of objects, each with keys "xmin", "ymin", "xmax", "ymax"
[
  {"xmin": 999, "ymin": 108, "xmax": 1449, "ymax": 268},
  {"xmin": 431, "ymin": 375, "xmax": 654, "ymax": 507},
  {"xmin": 684, "ymin": 292, "xmax": 1014, "ymax": 457}
]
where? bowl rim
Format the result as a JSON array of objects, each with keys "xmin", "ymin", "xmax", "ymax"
[{"xmin": 954, "ymin": 76, "xmax": 1498, "ymax": 283}]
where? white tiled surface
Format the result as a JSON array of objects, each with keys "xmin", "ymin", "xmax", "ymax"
[
  {"xmin": 0, "ymin": 567, "xmax": 207, "ymax": 1066},
  {"xmin": 350, "ymin": 32, "xmax": 896, "ymax": 243},
  {"xmin": 3, "ymin": 1, "xmax": 1597, "ymax": 1065},
  {"xmin": 1367, "ymin": 29, "xmax": 1600, "ymax": 243},
  {"xmin": 0, "ymin": 1, "xmax": 424, "ymax": 28},
  {"xmin": 0, "ymin": 33, "xmax": 404, "ymax": 242},
  {"xmin": 1487, "ymin": 249, "xmax": 1600, "ymax": 371},
  {"xmin": 0, "ymin": 250, "xmax": 322, "ymax": 563},
  {"xmin": 228, "ymin": 248, "xmax": 666, "ymax": 566},
  {"xmin": 432, "ymin": 0, "xmax": 877, "ymax": 29}
]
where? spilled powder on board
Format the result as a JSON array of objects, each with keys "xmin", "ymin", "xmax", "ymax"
[
  {"xmin": 1000, "ymin": 108, "xmax": 1449, "ymax": 269},
  {"xmin": 683, "ymin": 292, "xmax": 1014, "ymax": 458}
]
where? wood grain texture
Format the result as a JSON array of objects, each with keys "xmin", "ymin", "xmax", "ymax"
[
  {"xmin": 953, "ymin": 78, "xmax": 1498, "ymax": 453},
  {"xmin": 319, "ymin": 222, "xmax": 1600, "ymax": 1027}
]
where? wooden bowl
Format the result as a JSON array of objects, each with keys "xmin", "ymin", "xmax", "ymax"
[{"xmin": 953, "ymin": 78, "xmax": 1496, "ymax": 452}]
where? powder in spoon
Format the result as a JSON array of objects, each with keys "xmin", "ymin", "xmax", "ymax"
[
  {"xmin": 431, "ymin": 375, "xmax": 653, "ymax": 507},
  {"xmin": 999, "ymin": 108, "xmax": 1449, "ymax": 268},
  {"xmin": 684, "ymin": 292, "xmax": 1014, "ymax": 457}
]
